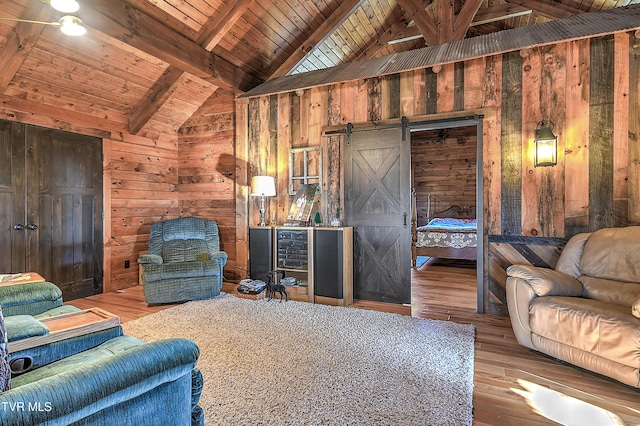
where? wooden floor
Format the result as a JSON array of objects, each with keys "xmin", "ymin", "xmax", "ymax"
[{"xmin": 70, "ymin": 260, "xmax": 640, "ymax": 425}]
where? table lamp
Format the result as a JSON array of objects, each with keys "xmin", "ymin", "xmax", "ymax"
[{"xmin": 250, "ymin": 176, "xmax": 276, "ymax": 226}]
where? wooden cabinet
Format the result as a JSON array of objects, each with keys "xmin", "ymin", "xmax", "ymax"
[
  {"xmin": 0, "ymin": 119, "xmax": 103, "ymax": 300},
  {"xmin": 249, "ymin": 226, "xmax": 353, "ymax": 305}
]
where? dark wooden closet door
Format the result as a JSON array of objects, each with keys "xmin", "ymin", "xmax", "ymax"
[
  {"xmin": 0, "ymin": 121, "xmax": 27, "ymax": 273},
  {"xmin": 345, "ymin": 127, "xmax": 411, "ymax": 304},
  {"xmin": 25, "ymin": 126, "xmax": 103, "ymax": 299}
]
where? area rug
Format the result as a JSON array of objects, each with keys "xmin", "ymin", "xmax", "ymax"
[{"xmin": 123, "ymin": 293, "xmax": 475, "ymax": 425}]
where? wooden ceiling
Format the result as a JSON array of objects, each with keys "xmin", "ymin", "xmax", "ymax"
[{"xmin": 0, "ymin": 0, "xmax": 636, "ymax": 137}]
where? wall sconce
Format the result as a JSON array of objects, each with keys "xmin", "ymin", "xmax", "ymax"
[
  {"xmin": 0, "ymin": 15, "xmax": 86, "ymax": 36},
  {"xmin": 250, "ymin": 176, "xmax": 276, "ymax": 226},
  {"xmin": 534, "ymin": 120, "xmax": 557, "ymax": 167}
]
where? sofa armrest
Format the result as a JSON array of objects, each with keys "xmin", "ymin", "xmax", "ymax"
[
  {"xmin": 0, "ymin": 337, "xmax": 199, "ymax": 426},
  {"xmin": 506, "ymin": 265, "xmax": 583, "ymax": 297},
  {"xmin": 210, "ymin": 251, "xmax": 228, "ymax": 267},
  {"xmin": 138, "ymin": 254, "xmax": 163, "ymax": 265},
  {"xmin": 506, "ymin": 265, "xmax": 583, "ymax": 350}
]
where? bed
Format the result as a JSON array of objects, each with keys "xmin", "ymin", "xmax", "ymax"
[{"xmin": 411, "ymin": 195, "xmax": 477, "ymax": 264}]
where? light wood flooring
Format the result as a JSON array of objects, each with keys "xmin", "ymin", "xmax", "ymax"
[{"xmin": 70, "ymin": 260, "xmax": 640, "ymax": 425}]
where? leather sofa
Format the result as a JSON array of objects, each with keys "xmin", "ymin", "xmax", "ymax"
[{"xmin": 506, "ymin": 226, "xmax": 640, "ymax": 388}]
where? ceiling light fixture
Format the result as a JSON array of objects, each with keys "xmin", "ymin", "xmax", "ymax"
[
  {"xmin": 42, "ymin": 0, "xmax": 80, "ymax": 14},
  {"xmin": 0, "ymin": 15, "xmax": 86, "ymax": 36}
]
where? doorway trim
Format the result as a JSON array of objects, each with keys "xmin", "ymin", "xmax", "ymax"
[
  {"xmin": 323, "ymin": 111, "xmax": 487, "ymax": 313},
  {"xmin": 406, "ymin": 115, "xmax": 484, "ymax": 313}
]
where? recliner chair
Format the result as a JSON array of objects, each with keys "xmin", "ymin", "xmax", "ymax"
[{"xmin": 138, "ymin": 216, "xmax": 227, "ymax": 305}]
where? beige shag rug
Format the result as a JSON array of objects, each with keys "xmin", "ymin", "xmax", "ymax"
[{"xmin": 123, "ymin": 293, "xmax": 475, "ymax": 426}]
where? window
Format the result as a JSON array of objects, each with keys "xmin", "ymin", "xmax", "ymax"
[{"xmin": 289, "ymin": 147, "xmax": 322, "ymax": 195}]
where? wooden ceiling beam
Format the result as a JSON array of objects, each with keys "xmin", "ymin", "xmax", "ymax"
[
  {"xmin": 129, "ymin": 67, "xmax": 185, "ymax": 135},
  {"xmin": 453, "ymin": 0, "xmax": 485, "ymax": 40},
  {"xmin": 269, "ymin": 0, "xmax": 366, "ymax": 79},
  {"xmin": 356, "ymin": 17, "xmax": 414, "ymax": 61},
  {"xmin": 200, "ymin": 0, "xmax": 255, "ymax": 51},
  {"xmin": 127, "ymin": 0, "xmax": 251, "ymax": 134},
  {"xmin": 471, "ymin": 4, "xmax": 532, "ymax": 27},
  {"xmin": 0, "ymin": 3, "xmax": 52, "ymax": 93},
  {"xmin": 507, "ymin": 0, "xmax": 584, "ymax": 19},
  {"xmin": 79, "ymin": 0, "xmax": 261, "ymax": 93},
  {"xmin": 396, "ymin": 0, "xmax": 439, "ymax": 46},
  {"xmin": 436, "ymin": 0, "xmax": 454, "ymax": 43}
]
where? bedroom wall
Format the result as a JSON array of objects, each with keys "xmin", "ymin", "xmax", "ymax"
[
  {"xmin": 239, "ymin": 32, "xmax": 640, "ymax": 314},
  {"xmin": 411, "ymin": 127, "xmax": 477, "ymax": 227}
]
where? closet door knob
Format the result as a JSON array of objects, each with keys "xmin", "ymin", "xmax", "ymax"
[
  {"xmin": 27, "ymin": 224, "xmax": 38, "ymax": 231},
  {"xmin": 13, "ymin": 224, "xmax": 25, "ymax": 230}
]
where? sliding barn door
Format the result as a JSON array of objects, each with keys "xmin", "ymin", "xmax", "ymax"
[
  {"xmin": 0, "ymin": 119, "xmax": 103, "ymax": 300},
  {"xmin": 345, "ymin": 127, "xmax": 411, "ymax": 304}
]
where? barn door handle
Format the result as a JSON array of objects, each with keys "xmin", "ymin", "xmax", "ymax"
[
  {"xmin": 403, "ymin": 212, "xmax": 407, "ymax": 228},
  {"xmin": 27, "ymin": 224, "xmax": 38, "ymax": 231},
  {"xmin": 13, "ymin": 224, "xmax": 25, "ymax": 231}
]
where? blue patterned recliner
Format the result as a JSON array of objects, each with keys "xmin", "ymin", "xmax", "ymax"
[
  {"xmin": 138, "ymin": 216, "xmax": 227, "ymax": 305},
  {"xmin": 0, "ymin": 303, "xmax": 204, "ymax": 426}
]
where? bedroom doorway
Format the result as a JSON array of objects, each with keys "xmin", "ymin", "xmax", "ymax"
[
  {"xmin": 342, "ymin": 115, "xmax": 484, "ymax": 312},
  {"xmin": 408, "ymin": 117, "xmax": 483, "ymax": 313}
]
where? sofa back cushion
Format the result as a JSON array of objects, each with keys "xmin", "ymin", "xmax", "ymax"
[
  {"xmin": 580, "ymin": 276, "xmax": 640, "ymax": 307},
  {"xmin": 579, "ymin": 226, "xmax": 640, "ymax": 284},
  {"xmin": 555, "ymin": 232, "xmax": 591, "ymax": 278}
]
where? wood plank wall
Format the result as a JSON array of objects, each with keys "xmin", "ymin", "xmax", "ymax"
[
  {"xmin": 411, "ymin": 127, "xmax": 477, "ymax": 227},
  {"xmin": 178, "ymin": 90, "xmax": 239, "ymax": 281},
  {"xmin": 238, "ymin": 32, "xmax": 640, "ymax": 315},
  {"xmin": 0, "ymin": 90, "xmax": 240, "ymax": 291}
]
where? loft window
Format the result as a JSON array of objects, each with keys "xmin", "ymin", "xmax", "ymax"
[{"xmin": 289, "ymin": 147, "xmax": 322, "ymax": 195}]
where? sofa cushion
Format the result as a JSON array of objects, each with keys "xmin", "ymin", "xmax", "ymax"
[
  {"xmin": 579, "ymin": 226, "xmax": 640, "ymax": 284},
  {"xmin": 555, "ymin": 232, "xmax": 590, "ymax": 278},
  {"xmin": 163, "ymin": 240, "xmax": 210, "ymax": 263},
  {"xmin": 142, "ymin": 260, "xmax": 220, "ymax": 283},
  {"xmin": 580, "ymin": 276, "xmax": 640, "ymax": 307},
  {"xmin": 530, "ymin": 296, "xmax": 640, "ymax": 369},
  {"xmin": 4, "ymin": 315, "xmax": 49, "ymax": 341},
  {"xmin": 0, "ymin": 281, "xmax": 63, "ymax": 317}
]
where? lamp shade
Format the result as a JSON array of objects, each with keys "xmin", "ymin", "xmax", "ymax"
[{"xmin": 250, "ymin": 176, "xmax": 276, "ymax": 197}]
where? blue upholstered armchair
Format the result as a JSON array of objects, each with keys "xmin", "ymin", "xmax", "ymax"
[{"xmin": 138, "ymin": 216, "xmax": 227, "ymax": 305}]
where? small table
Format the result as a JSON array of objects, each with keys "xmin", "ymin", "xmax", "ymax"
[
  {"xmin": 7, "ymin": 308, "xmax": 121, "ymax": 353},
  {"xmin": 0, "ymin": 272, "xmax": 46, "ymax": 287}
]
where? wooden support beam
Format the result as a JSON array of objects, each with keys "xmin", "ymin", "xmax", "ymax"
[
  {"xmin": 356, "ymin": 18, "xmax": 413, "ymax": 61},
  {"xmin": 507, "ymin": 0, "xmax": 584, "ymax": 20},
  {"xmin": 200, "ymin": 0, "xmax": 255, "ymax": 51},
  {"xmin": 471, "ymin": 4, "xmax": 532, "ymax": 27},
  {"xmin": 454, "ymin": 0, "xmax": 485, "ymax": 40},
  {"xmin": 129, "ymin": 67, "xmax": 186, "ymax": 135},
  {"xmin": 79, "ymin": 0, "xmax": 261, "ymax": 93},
  {"xmin": 436, "ymin": 0, "xmax": 454, "ymax": 43},
  {"xmin": 396, "ymin": 0, "xmax": 439, "ymax": 46},
  {"xmin": 126, "ymin": 0, "xmax": 252, "ymax": 133},
  {"xmin": 0, "ymin": 3, "xmax": 52, "ymax": 93},
  {"xmin": 269, "ymin": 0, "xmax": 366, "ymax": 79}
]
